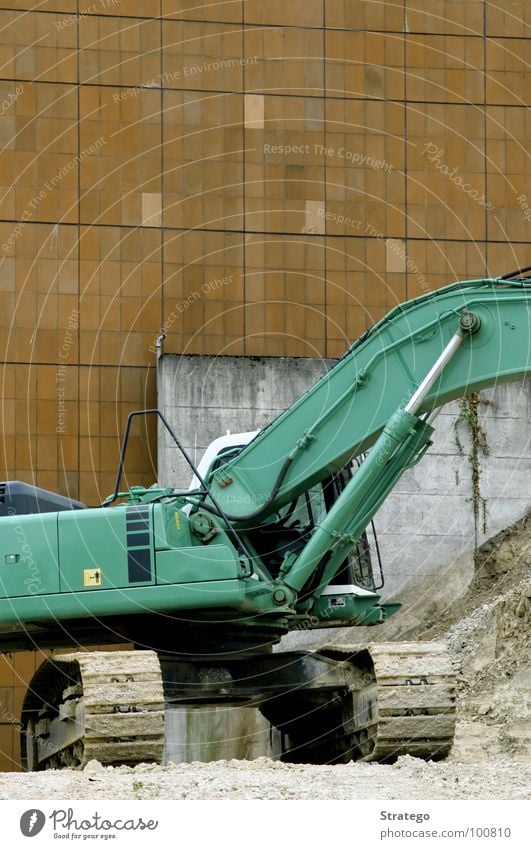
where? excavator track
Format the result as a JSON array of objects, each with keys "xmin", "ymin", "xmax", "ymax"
[
  {"xmin": 20, "ymin": 642, "xmax": 455, "ymax": 769},
  {"xmin": 322, "ymin": 641, "xmax": 457, "ymax": 762},
  {"xmin": 21, "ymin": 651, "xmax": 165, "ymax": 770}
]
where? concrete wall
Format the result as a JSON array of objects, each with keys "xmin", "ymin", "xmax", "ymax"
[
  {"xmin": 164, "ymin": 706, "xmax": 281, "ymax": 765},
  {"xmin": 371, "ymin": 380, "xmax": 531, "ymax": 601},
  {"xmin": 158, "ymin": 354, "xmax": 531, "ymax": 603},
  {"xmin": 157, "ymin": 354, "xmax": 336, "ymax": 488}
]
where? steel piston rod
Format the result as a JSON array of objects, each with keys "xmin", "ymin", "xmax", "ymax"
[{"xmin": 404, "ymin": 312, "xmax": 480, "ymax": 417}]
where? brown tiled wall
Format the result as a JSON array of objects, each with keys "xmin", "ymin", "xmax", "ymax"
[{"xmin": 0, "ymin": 1, "xmax": 530, "ymax": 770}]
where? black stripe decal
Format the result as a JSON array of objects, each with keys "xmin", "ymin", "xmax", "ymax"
[
  {"xmin": 126, "ymin": 507, "xmax": 151, "ymax": 582},
  {"xmin": 127, "ymin": 532, "xmax": 150, "ymax": 548},
  {"xmin": 128, "ymin": 548, "xmax": 152, "ymax": 583},
  {"xmin": 126, "ymin": 508, "xmax": 149, "ymax": 520},
  {"xmin": 126, "ymin": 519, "xmax": 150, "ymax": 532}
]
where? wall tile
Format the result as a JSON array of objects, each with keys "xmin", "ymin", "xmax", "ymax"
[{"xmin": 406, "ymin": 1, "xmax": 484, "ymax": 36}]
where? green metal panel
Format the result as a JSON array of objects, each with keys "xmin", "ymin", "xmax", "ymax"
[
  {"xmin": 58, "ymin": 506, "xmax": 155, "ymax": 591},
  {"xmin": 211, "ymin": 280, "xmax": 531, "ymax": 520},
  {"xmin": 312, "ymin": 592, "xmax": 394, "ymax": 625},
  {"xmin": 152, "ymin": 503, "xmax": 193, "ymax": 550},
  {"xmin": 0, "ymin": 512, "xmax": 59, "ymax": 598},
  {"xmin": 156, "ymin": 544, "xmax": 241, "ymax": 585},
  {"xmin": 0, "ymin": 580, "xmax": 245, "ymax": 624}
]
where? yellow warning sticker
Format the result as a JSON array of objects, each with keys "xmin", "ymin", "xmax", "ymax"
[
  {"xmin": 174, "ymin": 512, "xmax": 181, "ymax": 530},
  {"xmin": 84, "ymin": 569, "xmax": 102, "ymax": 587}
]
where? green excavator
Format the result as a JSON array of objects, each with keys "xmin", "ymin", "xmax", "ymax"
[{"xmin": 0, "ymin": 272, "xmax": 530, "ymax": 769}]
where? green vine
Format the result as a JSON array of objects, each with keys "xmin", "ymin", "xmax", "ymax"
[{"xmin": 454, "ymin": 392, "xmax": 491, "ymax": 542}]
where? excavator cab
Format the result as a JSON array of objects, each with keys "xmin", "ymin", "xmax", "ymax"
[
  {"xmin": 195, "ymin": 432, "xmax": 383, "ymax": 593},
  {"xmin": 246, "ymin": 467, "xmax": 381, "ymax": 591}
]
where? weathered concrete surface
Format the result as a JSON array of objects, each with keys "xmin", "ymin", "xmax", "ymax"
[
  {"xmin": 164, "ymin": 705, "xmax": 281, "ymax": 764},
  {"xmin": 157, "ymin": 354, "xmax": 334, "ymax": 486},
  {"xmin": 158, "ymin": 354, "xmax": 531, "ymax": 604}
]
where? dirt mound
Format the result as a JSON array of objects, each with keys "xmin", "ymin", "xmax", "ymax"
[{"xmin": 407, "ymin": 512, "xmax": 531, "ymax": 763}]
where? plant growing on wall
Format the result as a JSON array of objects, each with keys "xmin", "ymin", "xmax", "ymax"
[{"xmin": 454, "ymin": 392, "xmax": 491, "ymax": 546}]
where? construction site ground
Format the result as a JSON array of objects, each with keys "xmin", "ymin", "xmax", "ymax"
[{"xmin": 0, "ymin": 514, "xmax": 529, "ymax": 800}]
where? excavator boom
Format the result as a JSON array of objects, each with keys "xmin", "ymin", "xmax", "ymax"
[{"xmin": 208, "ymin": 278, "xmax": 531, "ymax": 522}]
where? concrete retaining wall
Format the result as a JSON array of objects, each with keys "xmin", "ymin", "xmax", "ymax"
[{"xmin": 158, "ymin": 354, "xmax": 531, "ymax": 602}]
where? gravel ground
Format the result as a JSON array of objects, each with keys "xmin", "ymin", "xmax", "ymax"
[{"xmin": 0, "ymin": 755, "xmax": 529, "ymax": 801}]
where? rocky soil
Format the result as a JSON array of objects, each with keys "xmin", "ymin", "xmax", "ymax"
[
  {"xmin": 408, "ymin": 511, "xmax": 531, "ymax": 766},
  {"xmin": 0, "ymin": 754, "xmax": 528, "ymax": 800}
]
